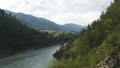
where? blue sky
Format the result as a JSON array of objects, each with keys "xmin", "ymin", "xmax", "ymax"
[{"xmin": 0, "ymin": 0, "xmax": 113, "ymax": 25}]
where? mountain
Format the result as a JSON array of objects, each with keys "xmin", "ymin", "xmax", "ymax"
[
  {"xmin": 51, "ymin": 0, "xmax": 120, "ymax": 68},
  {"xmin": 5, "ymin": 10, "xmax": 84, "ymax": 32},
  {"xmin": 59, "ymin": 23, "xmax": 85, "ymax": 32},
  {"xmin": 5, "ymin": 11, "xmax": 60, "ymax": 30}
]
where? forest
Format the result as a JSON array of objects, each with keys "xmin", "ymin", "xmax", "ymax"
[{"xmin": 50, "ymin": 0, "xmax": 120, "ymax": 68}]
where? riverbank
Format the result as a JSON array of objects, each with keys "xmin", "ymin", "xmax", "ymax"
[{"xmin": 0, "ymin": 43, "xmax": 61, "ymax": 59}]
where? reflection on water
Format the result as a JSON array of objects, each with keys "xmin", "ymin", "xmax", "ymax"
[{"xmin": 0, "ymin": 45, "xmax": 60, "ymax": 68}]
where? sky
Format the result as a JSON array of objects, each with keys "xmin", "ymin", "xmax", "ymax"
[{"xmin": 0, "ymin": 0, "xmax": 113, "ymax": 25}]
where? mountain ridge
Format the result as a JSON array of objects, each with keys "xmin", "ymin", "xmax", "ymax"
[{"xmin": 5, "ymin": 10, "xmax": 84, "ymax": 32}]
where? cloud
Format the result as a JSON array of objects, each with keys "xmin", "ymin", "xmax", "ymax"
[
  {"xmin": 51, "ymin": 11, "xmax": 101, "ymax": 25},
  {"xmin": 0, "ymin": 0, "xmax": 113, "ymax": 25}
]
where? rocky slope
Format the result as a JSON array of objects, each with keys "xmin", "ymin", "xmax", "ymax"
[
  {"xmin": 49, "ymin": 0, "xmax": 120, "ymax": 68},
  {"xmin": 97, "ymin": 47, "xmax": 120, "ymax": 68}
]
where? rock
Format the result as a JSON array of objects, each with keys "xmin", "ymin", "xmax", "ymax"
[
  {"xmin": 97, "ymin": 48, "xmax": 120, "ymax": 68},
  {"xmin": 53, "ymin": 50, "xmax": 63, "ymax": 60}
]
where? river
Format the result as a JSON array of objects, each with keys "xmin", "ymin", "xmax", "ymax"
[{"xmin": 0, "ymin": 45, "xmax": 60, "ymax": 68}]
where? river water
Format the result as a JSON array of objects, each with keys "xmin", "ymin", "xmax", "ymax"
[{"xmin": 0, "ymin": 45, "xmax": 60, "ymax": 68}]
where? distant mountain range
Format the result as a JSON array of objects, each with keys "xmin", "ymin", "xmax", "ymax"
[{"xmin": 5, "ymin": 10, "xmax": 85, "ymax": 32}]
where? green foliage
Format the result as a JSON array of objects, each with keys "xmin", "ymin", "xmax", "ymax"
[
  {"xmin": 49, "ymin": 1, "xmax": 120, "ymax": 68},
  {"xmin": 0, "ymin": 14, "xmax": 33, "ymax": 50}
]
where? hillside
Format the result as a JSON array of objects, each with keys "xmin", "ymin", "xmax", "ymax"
[
  {"xmin": 5, "ymin": 11, "xmax": 60, "ymax": 30},
  {"xmin": 50, "ymin": 0, "xmax": 120, "ymax": 68},
  {"xmin": 5, "ymin": 10, "xmax": 84, "ymax": 32}
]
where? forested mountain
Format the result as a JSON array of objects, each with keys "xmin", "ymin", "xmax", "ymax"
[
  {"xmin": 0, "ymin": 10, "xmax": 76, "ymax": 58},
  {"xmin": 5, "ymin": 10, "xmax": 84, "ymax": 32},
  {"xmin": 5, "ymin": 11, "xmax": 60, "ymax": 30},
  {"xmin": 51, "ymin": 0, "xmax": 120, "ymax": 68}
]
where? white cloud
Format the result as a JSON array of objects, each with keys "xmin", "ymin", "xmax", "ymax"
[
  {"xmin": 0, "ymin": 0, "xmax": 113, "ymax": 25},
  {"xmin": 51, "ymin": 11, "xmax": 101, "ymax": 25}
]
